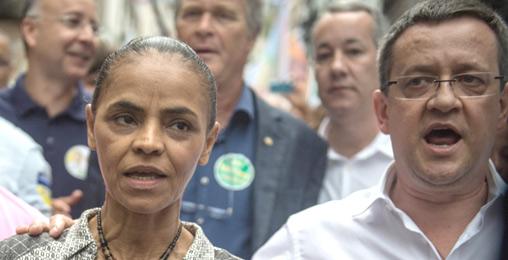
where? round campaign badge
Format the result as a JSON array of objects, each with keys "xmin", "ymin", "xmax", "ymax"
[
  {"xmin": 64, "ymin": 145, "xmax": 91, "ymax": 180},
  {"xmin": 214, "ymin": 153, "xmax": 255, "ymax": 191}
]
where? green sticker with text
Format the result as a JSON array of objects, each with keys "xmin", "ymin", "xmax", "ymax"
[{"xmin": 214, "ymin": 153, "xmax": 255, "ymax": 191}]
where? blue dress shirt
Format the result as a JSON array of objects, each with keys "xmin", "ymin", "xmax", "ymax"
[{"xmin": 181, "ymin": 86, "xmax": 256, "ymax": 259}]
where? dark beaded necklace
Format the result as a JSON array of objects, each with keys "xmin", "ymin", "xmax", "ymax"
[{"xmin": 96, "ymin": 210, "xmax": 183, "ymax": 260}]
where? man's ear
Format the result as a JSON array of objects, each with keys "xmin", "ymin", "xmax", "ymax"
[
  {"xmin": 85, "ymin": 104, "xmax": 96, "ymax": 151},
  {"xmin": 198, "ymin": 122, "xmax": 220, "ymax": 165},
  {"xmin": 20, "ymin": 17, "xmax": 38, "ymax": 49},
  {"xmin": 498, "ymin": 85, "xmax": 508, "ymax": 130},
  {"xmin": 373, "ymin": 90, "xmax": 390, "ymax": 134}
]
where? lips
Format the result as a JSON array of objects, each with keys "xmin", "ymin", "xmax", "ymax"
[
  {"xmin": 424, "ymin": 124, "xmax": 462, "ymax": 146},
  {"xmin": 123, "ymin": 165, "xmax": 167, "ymax": 179}
]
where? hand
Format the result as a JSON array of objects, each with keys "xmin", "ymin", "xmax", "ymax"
[
  {"xmin": 15, "ymin": 214, "xmax": 76, "ymax": 238},
  {"xmin": 52, "ymin": 189, "xmax": 83, "ymax": 216}
]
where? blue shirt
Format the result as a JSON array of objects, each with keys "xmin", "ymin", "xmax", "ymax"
[
  {"xmin": 0, "ymin": 75, "xmax": 104, "ymax": 218},
  {"xmin": 181, "ymin": 86, "xmax": 256, "ymax": 259}
]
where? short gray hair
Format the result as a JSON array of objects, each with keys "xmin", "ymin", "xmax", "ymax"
[
  {"xmin": 173, "ymin": 0, "xmax": 263, "ymax": 38},
  {"xmin": 93, "ymin": 36, "xmax": 217, "ymax": 131},
  {"xmin": 378, "ymin": 0, "xmax": 508, "ymax": 94},
  {"xmin": 313, "ymin": 1, "xmax": 389, "ymax": 47}
]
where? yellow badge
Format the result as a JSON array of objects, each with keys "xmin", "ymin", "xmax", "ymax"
[{"xmin": 64, "ymin": 145, "xmax": 91, "ymax": 180}]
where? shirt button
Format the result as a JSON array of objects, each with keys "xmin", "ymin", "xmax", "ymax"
[
  {"xmin": 200, "ymin": 176, "xmax": 209, "ymax": 185},
  {"xmin": 196, "ymin": 217, "xmax": 205, "ymax": 225},
  {"xmin": 46, "ymin": 136, "xmax": 55, "ymax": 145}
]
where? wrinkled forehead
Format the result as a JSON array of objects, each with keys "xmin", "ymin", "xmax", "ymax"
[
  {"xmin": 38, "ymin": 0, "xmax": 98, "ymax": 17},
  {"xmin": 391, "ymin": 17, "xmax": 499, "ymax": 74}
]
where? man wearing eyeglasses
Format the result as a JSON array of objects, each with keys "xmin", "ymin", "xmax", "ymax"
[
  {"xmin": 0, "ymin": 0, "xmax": 104, "ymax": 218},
  {"xmin": 254, "ymin": 0, "xmax": 508, "ymax": 259}
]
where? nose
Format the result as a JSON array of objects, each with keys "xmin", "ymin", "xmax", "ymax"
[
  {"xmin": 427, "ymin": 81, "xmax": 462, "ymax": 113},
  {"xmin": 132, "ymin": 121, "xmax": 164, "ymax": 156},
  {"xmin": 196, "ymin": 13, "xmax": 213, "ymax": 37},
  {"xmin": 330, "ymin": 52, "xmax": 348, "ymax": 78},
  {"xmin": 76, "ymin": 24, "xmax": 98, "ymax": 48}
]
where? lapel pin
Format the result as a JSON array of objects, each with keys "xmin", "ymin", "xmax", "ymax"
[{"xmin": 263, "ymin": 136, "xmax": 274, "ymax": 146}]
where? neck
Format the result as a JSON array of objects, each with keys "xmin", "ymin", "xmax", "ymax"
[
  {"xmin": 24, "ymin": 67, "xmax": 78, "ymax": 118},
  {"xmin": 216, "ymin": 77, "xmax": 244, "ymax": 128},
  {"xmin": 390, "ymin": 170, "xmax": 489, "ymax": 258},
  {"xmin": 326, "ymin": 111, "xmax": 379, "ymax": 158},
  {"xmin": 91, "ymin": 198, "xmax": 193, "ymax": 259}
]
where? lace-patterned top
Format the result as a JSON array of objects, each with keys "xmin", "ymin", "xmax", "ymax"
[{"xmin": 0, "ymin": 208, "xmax": 241, "ymax": 260}]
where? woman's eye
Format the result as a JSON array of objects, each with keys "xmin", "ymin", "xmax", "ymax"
[
  {"xmin": 114, "ymin": 115, "xmax": 136, "ymax": 126},
  {"xmin": 170, "ymin": 121, "xmax": 190, "ymax": 132}
]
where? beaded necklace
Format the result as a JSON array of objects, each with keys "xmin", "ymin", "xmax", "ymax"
[{"xmin": 96, "ymin": 210, "xmax": 183, "ymax": 260}]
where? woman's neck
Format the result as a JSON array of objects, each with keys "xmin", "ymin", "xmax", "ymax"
[{"xmin": 90, "ymin": 200, "xmax": 193, "ymax": 259}]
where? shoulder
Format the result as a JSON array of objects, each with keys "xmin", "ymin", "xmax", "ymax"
[
  {"xmin": 254, "ymin": 94, "xmax": 326, "ymax": 147},
  {"xmin": 0, "ymin": 117, "xmax": 40, "ymax": 152},
  {"xmin": 286, "ymin": 188, "xmax": 379, "ymax": 233},
  {"xmin": 0, "ymin": 233, "xmax": 59, "ymax": 259},
  {"xmin": 213, "ymin": 248, "xmax": 242, "ymax": 260}
]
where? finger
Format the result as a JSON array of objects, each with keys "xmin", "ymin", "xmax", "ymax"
[
  {"xmin": 27, "ymin": 220, "xmax": 49, "ymax": 236},
  {"xmin": 49, "ymin": 217, "xmax": 67, "ymax": 238},
  {"xmin": 15, "ymin": 225, "xmax": 30, "ymax": 235},
  {"xmin": 52, "ymin": 199, "xmax": 71, "ymax": 215},
  {"xmin": 59, "ymin": 189, "xmax": 83, "ymax": 206}
]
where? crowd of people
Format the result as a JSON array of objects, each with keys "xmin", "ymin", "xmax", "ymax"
[{"xmin": 0, "ymin": 0, "xmax": 507, "ymax": 259}]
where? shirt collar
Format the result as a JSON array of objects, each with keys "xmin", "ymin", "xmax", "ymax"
[
  {"xmin": 12, "ymin": 74, "xmax": 88, "ymax": 121},
  {"xmin": 354, "ymin": 160, "xmax": 507, "ymax": 217},
  {"xmin": 233, "ymin": 84, "xmax": 255, "ymax": 121},
  {"xmin": 318, "ymin": 116, "xmax": 393, "ymax": 161}
]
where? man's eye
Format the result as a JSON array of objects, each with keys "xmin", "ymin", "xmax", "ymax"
[
  {"xmin": 405, "ymin": 77, "xmax": 433, "ymax": 88},
  {"xmin": 345, "ymin": 48, "xmax": 364, "ymax": 57},
  {"xmin": 315, "ymin": 52, "xmax": 332, "ymax": 63},
  {"xmin": 456, "ymin": 74, "xmax": 484, "ymax": 86},
  {"xmin": 182, "ymin": 10, "xmax": 202, "ymax": 19},
  {"xmin": 62, "ymin": 16, "xmax": 82, "ymax": 28}
]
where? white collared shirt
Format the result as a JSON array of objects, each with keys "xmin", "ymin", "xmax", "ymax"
[
  {"xmin": 253, "ymin": 162, "xmax": 506, "ymax": 260},
  {"xmin": 318, "ymin": 117, "xmax": 393, "ymax": 203}
]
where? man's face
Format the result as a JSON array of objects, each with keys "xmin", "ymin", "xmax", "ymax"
[
  {"xmin": 374, "ymin": 17, "xmax": 508, "ymax": 188},
  {"xmin": 175, "ymin": 0, "xmax": 256, "ymax": 87},
  {"xmin": 0, "ymin": 35, "xmax": 12, "ymax": 87},
  {"xmin": 312, "ymin": 11, "xmax": 379, "ymax": 118},
  {"xmin": 23, "ymin": 0, "xmax": 98, "ymax": 81}
]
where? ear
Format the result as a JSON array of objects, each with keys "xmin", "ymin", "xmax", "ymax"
[
  {"xmin": 497, "ymin": 85, "xmax": 508, "ymax": 130},
  {"xmin": 86, "ymin": 104, "xmax": 97, "ymax": 151},
  {"xmin": 198, "ymin": 121, "xmax": 220, "ymax": 165},
  {"xmin": 373, "ymin": 90, "xmax": 390, "ymax": 134},
  {"xmin": 20, "ymin": 17, "xmax": 38, "ymax": 49}
]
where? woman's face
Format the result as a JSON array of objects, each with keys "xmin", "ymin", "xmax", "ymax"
[{"xmin": 86, "ymin": 53, "xmax": 218, "ymax": 214}]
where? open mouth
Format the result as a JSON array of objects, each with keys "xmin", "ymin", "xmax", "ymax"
[
  {"xmin": 124, "ymin": 172, "xmax": 166, "ymax": 180},
  {"xmin": 424, "ymin": 127, "xmax": 462, "ymax": 146}
]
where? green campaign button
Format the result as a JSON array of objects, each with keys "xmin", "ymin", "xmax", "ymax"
[{"xmin": 214, "ymin": 153, "xmax": 255, "ymax": 191}]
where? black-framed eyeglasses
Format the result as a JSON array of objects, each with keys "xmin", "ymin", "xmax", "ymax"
[
  {"xmin": 386, "ymin": 72, "xmax": 504, "ymax": 100},
  {"xmin": 181, "ymin": 190, "xmax": 234, "ymax": 220}
]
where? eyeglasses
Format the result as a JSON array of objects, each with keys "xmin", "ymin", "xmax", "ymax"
[
  {"xmin": 29, "ymin": 13, "xmax": 100, "ymax": 36},
  {"xmin": 57, "ymin": 13, "xmax": 100, "ymax": 35},
  {"xmin": 181, "ymin": 190, "xmax": 234, "ymax": 219},
  {"xmin": 386, "ymin": 72, "xmax": 504, "ymax": 100}
]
